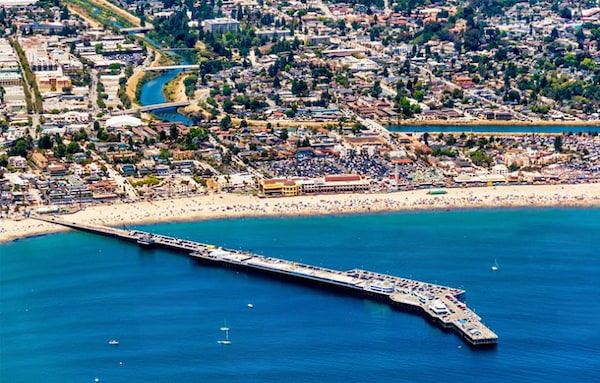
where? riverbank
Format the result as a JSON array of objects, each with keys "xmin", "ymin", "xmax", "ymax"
[
  {"xmin": 2, "ymin": 183, "xmax": 599, "ymax": 244},
  {"xmin": 88, "ymin": 0, "xmax": 140, "ymax": 27},
  {"xmin": 66, "ymin": 3, "xmax": 102, "ymax": 28}
]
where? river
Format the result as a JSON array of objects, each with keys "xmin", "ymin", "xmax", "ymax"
[{"xmin": 138, "ymin": 50, "xmax": 194, "ymax": 125}]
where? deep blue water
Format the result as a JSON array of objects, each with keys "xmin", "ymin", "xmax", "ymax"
[
  {"xmin": 388, "ymin": 125, "xmax": 600, "ymax": 134},
  {"xmin": 1, "ymin": 209, "xmax": 599, "ymax": 382}
]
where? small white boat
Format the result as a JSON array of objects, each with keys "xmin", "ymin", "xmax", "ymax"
[
  {"xmin": 108, "ymin": 340, "xmax": 119, "ymax": 346},
  {"xmin": 491, "ymin": 259, "xmax": 499, "ymax": 271},
  {"xmin": 247, "ymin": 303, "xmax": 254, "ymax": 309}
]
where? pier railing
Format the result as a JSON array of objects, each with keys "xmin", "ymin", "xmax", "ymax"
[{"xmin": 32, "ymin": 215, "xmax": 498, "ymax": 347}]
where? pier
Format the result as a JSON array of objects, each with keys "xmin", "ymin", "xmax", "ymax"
[{"xmin": 33, "ymin": 215, "xmax": 498, "ymax": 347}]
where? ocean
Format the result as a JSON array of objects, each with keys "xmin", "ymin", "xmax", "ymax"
[{"xmin": 1, "ymin": 208, "xmax": 599, "ymax": 382}]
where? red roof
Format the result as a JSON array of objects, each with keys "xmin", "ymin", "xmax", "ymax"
[{"xmin": 324, "ymin": 174, "xmax": 361, "ymax": 182}]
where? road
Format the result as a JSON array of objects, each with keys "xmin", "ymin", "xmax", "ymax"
[
  {"xmin": 312, "ymin": 0, "xmax": 335, "ymax": 19},
  {"xmin": 92, "ymin": 153, "xmax": 139, "ymax": 200}
]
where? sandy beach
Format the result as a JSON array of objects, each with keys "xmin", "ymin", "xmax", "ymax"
[{"xmin": 1, "ymin": 183, "xmax": 599, "ymax": 245}]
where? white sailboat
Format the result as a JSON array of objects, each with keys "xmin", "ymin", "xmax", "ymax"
[
  {"xmin": 491, "ymin": 259, "xmax": 499, "ymax": 271},
  {"xmin": 218, "ymin": 323, "xmax": 231, "ymax": 345}
]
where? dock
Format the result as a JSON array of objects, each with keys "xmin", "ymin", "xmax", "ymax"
[{"xmin": 32, "ymin": 215, "xmax": 498, "ymax": 347}]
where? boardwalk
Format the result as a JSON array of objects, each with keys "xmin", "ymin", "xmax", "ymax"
[{"xmin": 33, "ymin": 215, "xmax": 498, "ymax": 347}]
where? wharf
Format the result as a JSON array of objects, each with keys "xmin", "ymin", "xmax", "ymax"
[{"xmin": 32, "ymin": 215, "xmax": 498, "ymax": 347}]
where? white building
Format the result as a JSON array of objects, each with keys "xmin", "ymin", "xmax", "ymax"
[{"xmin": 202, "ymin": 18, "xmax": 240, "ymax": 34}]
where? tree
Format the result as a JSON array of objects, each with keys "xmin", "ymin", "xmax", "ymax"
[
  {"xmin": 66, "ymin": 141, "xmax": 81, "ymax": 154},
  {"xmin": 9, "ymin": 137, "xmax": 29, "ymax": 157},
  {"xmin": 279, "ymin": 128, "xmax": 288, "ymax": 141},
  {"xmin": 169, "ymin": 124, "xmax": 179, "ymax": 140},
  {"xmin": 554, "ymin": 136, "xmax": 563, "ymax": 153},
  {"xmin": 220, "ymin": 115, "xmax": 232, "ymax": 130},
  {"xmin": 38, "ymin": 135, "xmax": 53, "ymax": 150},
  {"xmin": 222, "ymin": 99, "xmax": 234, "ymax": 113},
  {"xmin": 371, "ymin": 80, "xmax": 382, "ymax": 97},
  {"xmin": 463, "ymin": 27, "xmax": 481, "ymax": 51},
  {"xmin": 560, "ymin": 7, "xmax": 572, "ymax": 19},
  {"xmin": 291, "ymin": 79, "xmax": 309, "ymax": 97}
]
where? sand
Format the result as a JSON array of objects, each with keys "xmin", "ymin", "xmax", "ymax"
[{"xmin": 1, "ymin": 183, "xmax": 599, "ymax": 245}]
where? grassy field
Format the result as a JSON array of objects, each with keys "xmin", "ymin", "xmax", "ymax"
[{"xmin": 64, "ymin": 0, "xmax": 138, "ymax": 29}]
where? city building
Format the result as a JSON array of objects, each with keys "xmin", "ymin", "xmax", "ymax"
[{"xmin": 202, "ymin": 18, "xmax": 240, "ymax": 34}]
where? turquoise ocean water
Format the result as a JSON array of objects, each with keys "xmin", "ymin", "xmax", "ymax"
[{"xmin": 1, "ymin": 209, "xmax": 599, "ymax": 382}]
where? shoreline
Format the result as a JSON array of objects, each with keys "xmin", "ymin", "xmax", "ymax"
[{"xmin": 1, "ymin": 183, "xmax": 599, "ymax": 245}]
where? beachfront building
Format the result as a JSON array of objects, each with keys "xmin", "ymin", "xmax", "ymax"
[
  {"xmin": 261, "ymin": 179, "xmax": 301, "ymax": 197},
  {"xmin": 202, "ymin": 18, "xmax": 240, "ymax": 34},
  {"xmin": 260, "ymin": 175, "xmax": 370, "ymax": 197}
]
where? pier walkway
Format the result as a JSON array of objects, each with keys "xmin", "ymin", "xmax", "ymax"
[{"xmin": 32, "ymin": 215, "xmax": 498, "ymax": 347}]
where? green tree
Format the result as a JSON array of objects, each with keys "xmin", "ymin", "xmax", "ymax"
[
  {"xmin": 554, "ymin": 136, "xmax": 563, "ymax": 153},
  {"xmin": 169, "ymin": 124, "xmax": 179, "ymax": 140},
  {"xmin": 291, "ymin": 79, "xmax": 309, "ymax": 97},
  {"xmin": 279, "ymin": 128, "xmax": 288, "ymax": 140},
  {"xmin": 220, "ymin": 115, "xmax": 232, "ymax": 130},
  {"xmin": 38, "ymin": 135, "xmax": 53, "ymax": 150},
  {"xmin": 66, "ymin": 141, "xmax": 81, "ymax": 154}
]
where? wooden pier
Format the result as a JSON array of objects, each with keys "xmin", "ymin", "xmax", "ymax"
[{"xmin": 33, "ymin": 215, "xmax": 498, "ymax": 347}]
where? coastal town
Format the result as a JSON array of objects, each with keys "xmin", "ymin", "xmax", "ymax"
[
  {"xmin": 1, "ymin": 0, "xmax": 600, "ymax": 221},
  {"xmin": 2, "ymin": 1, "xmax": 600, "ymax": 375}
]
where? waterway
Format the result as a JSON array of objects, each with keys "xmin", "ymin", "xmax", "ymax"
[
  {"xmin": 138, "ymin": 51, "xmax": 194, "ymax": 125},
  {"xmin": 388, "ymin": 124, "xmax": 600, "ymax": 134},
  {"xmin": 1, "ymin": 209, "xmax": 599, "ymax": 382}
]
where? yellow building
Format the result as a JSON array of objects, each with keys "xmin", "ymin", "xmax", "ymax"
[
  {"xmin": 282, "ymin": 180, "xmax": 300, "ymax": 196},
  {"xmin": 261, "ymin": 179, "xmax": 300, "ymax": 197}
]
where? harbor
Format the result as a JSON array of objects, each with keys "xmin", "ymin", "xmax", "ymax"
[{"xmin": 32, "ymin": 215, "xmax": 498, "ymax": 348}]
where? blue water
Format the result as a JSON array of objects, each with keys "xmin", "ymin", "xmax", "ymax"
[
  {"xmin": 1, "ymin": 209, "xmax": 599, "ymax": 382},
  {"xmin": 388, "ymin": 125, "xmax": 600, "ymax": 134},
  {"xmin": 139, "ymin": 53, "xmax": 194, "ymax": 126}
]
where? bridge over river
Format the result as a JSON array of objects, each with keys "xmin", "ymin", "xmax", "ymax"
[
  {"xmin": 117, "ymin": 101, "xmax": 191, "ymax": 115},
  {"xmin": 143, "ymin": 65, "xmax": 200, "ymax": 72}
]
